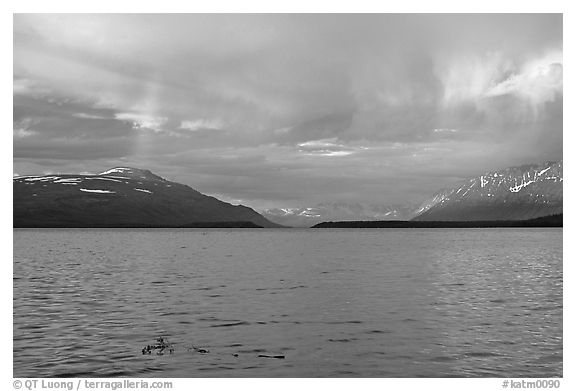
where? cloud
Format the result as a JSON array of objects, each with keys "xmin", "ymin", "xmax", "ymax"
[
  {"xmin": 114, "ymin": 113, "xmax": 167, "ymax": 133},
  {"xmin": 180, "ymin": 119, "xmax": 224, "ymax": 132},
  {"xmin": 13, "ymin": 78, "xmax": 36, "ymax": 95},
  {"xmin": 438, "ymin": 52, "xmax": 511, "ymax": 106},
  {"xmin": 297, "ymin": 138, "xmax": 357, "ymax": 157},
  {"xmin": 13, "ymin": 118, "xmax": 38, "ymax": 138},
  {"xmin": 72, "ymin": 113, "xmax": 111, "ymax": 120},
  {"xmin": 13, "ymin": 128, "xmax": 37, "ymax": 138},
  {"xmin": 438, "ymin": 50, "xmax": 562, "ymax": 118},
  {"xmin": 486, "ymin": 52, "xmax": 563, "ymax": 107},
  {"xmin": 433, "ymin": 128, "xmax": 459, "ymax": 133}
]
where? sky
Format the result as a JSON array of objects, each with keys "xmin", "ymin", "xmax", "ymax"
[{"xmin": 13, "ymin": 14, "xmax": 563, "ymax": 210}]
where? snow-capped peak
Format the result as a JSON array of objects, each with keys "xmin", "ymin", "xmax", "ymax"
[{"xmin": 98, "ymin": 167, "xmax": 166, "ymax": 181}]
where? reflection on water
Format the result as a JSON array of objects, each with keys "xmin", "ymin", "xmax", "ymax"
[{"xmin": 13, "ymin": 228, "xmax": 562, "ymax": 377}]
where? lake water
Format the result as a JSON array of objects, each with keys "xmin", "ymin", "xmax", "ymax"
[{"xmin": 13, "ymin": 228, "xmax": 562, "ymax": 378}]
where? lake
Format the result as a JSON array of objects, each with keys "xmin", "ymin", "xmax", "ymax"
[{"xmin": 13, "ymin": 228, "xmax": 562, "ymax": 377}]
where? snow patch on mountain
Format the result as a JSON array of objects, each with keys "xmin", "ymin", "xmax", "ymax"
[
  {"xmin": 53, "ymin": 178, "xmax": 81, "ymax": 183},
  {"xmin": 79, "ymin": 188, "xmax": 115, "ymax": 194},
  {"xmin": 99, "ymin": 167, "xmax": 133, "ymax": 176}
]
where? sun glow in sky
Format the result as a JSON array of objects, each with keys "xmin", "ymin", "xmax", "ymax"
[{"xmin": 13, "ymin": 14, "xmax": 562, "ymax": 209}]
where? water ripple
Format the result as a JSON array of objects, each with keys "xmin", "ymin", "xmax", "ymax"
[{"xmin": 13, "ymin": 228, "xmax": 562, "ymax": 378}]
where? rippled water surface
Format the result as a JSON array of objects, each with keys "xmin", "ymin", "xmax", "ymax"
[{"xmin": 13, "ymin": 228, "xmax": 562, "ymax": 377}]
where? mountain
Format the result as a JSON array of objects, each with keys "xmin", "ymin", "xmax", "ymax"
[
  {"xmin": 261, "ymin": 202, "xmax": 419, "ymax": 228},
  {"xmin": 413, "ymin": 161, "xmax": 562, "ymax": 221},
  {"xmin": 13, "ymin": 167, "xmax": 281, "ymax": 228}
]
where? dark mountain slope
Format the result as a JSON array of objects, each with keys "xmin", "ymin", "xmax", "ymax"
[{"xmin": 14, "ymin": 167, "xmax": 281, "ymax": 228}]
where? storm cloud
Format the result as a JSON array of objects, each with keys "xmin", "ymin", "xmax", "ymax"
[{"xmin": 13, "ymin": 14, "xmax": 562, "ymax": 209}]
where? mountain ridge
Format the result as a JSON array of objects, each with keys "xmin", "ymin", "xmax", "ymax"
[{"xmin": 413, "ymin": 160, "xmax": 562, "ymax": 221}]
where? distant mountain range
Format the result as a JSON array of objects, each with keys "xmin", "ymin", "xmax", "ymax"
[
  {"xmin": 263, "ymin": 160, "xmax": 563, "ymax": 226},
  {"xmin": 261, "ymin": 202, "xmax": 419, "ymax": 228},
  {"xmin": 13, "ymin": 167, "xmax": 280, "ymax": 228}
]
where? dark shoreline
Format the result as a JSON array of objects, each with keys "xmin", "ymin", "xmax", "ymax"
[
  {"xmin": 12, "ymin": 214, "xmax": 562, "ymax": 229},
  {"xmin": 312, "ymin": 214, "xmax": 562, "ymax": 228},
  {"xmin": 12, "ymin": 221, "xmax": 265, "ymax": 229}
]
